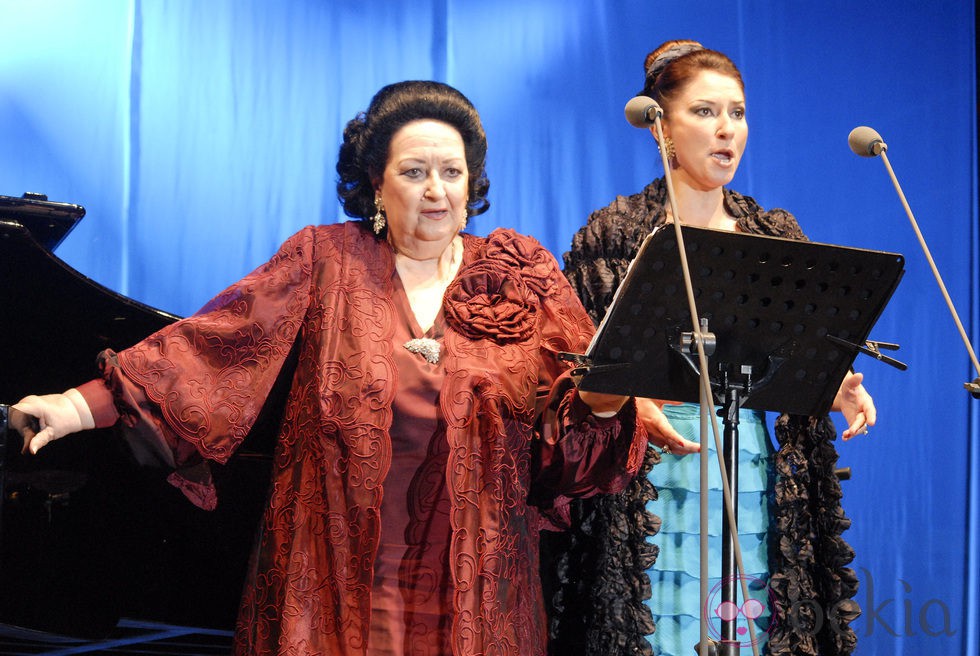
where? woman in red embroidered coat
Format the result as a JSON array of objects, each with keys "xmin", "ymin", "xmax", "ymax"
[{"xmin": 11, "ymin": 81, "xmax": 646, "ymax": 655}]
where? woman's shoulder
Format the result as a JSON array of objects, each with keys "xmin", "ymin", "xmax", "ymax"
[
  {"xmin": 270, "ymin": 220, "xmax": 387, "ymax": 272},
  {"xmin": 277, "ymin": 220, "xmax": 367, "ymax": 244},
  {"xmin": 481, "ymin": 227, "xmax": 544, "ymax": 249},
  {"xmin": 590, "ymin": 178, "xmax": 666, "ymax": 224},
  {"xmin": 726, "ymin": 188, "xmax": 808, "ymax": 241},
  {"xmin": 470, "ymin": 228, "xmax": 560, "ymax": 270},
  {"xmin": 308, "ymin": 219, "xmax": 372, "ymax": 240},
  {"xmin": 291, "ymin": 219, "xmax": 383, "ymax": 252},
  {"xmin": 566, "ymin": 179, "xmax": 667, "ymax": 263}
]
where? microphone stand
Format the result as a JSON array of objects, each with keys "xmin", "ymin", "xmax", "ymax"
[
  {"xmin": 852, "ymin": 127, "xmax": 980, "ymax": 398},
  {"xmin": 648, "ymin": 105, "xmax": 762, "ymax": 656}
]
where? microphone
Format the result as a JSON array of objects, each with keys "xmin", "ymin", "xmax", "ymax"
[
  {"xmin": 849, "ymin": 126, "xmax": 980, "ymax": 396},
  {"xmin": 624, "ymin": 96, "xmax": 663, "ymax": 128},
  {"xmin": 848, "ymin": 126, "xmax": 887, "ymax": 157}
]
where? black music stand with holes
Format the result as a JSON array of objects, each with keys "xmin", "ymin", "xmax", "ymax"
[{"xmin": 569, "ymin": 224, "xmax": 905, "ymax": 655}]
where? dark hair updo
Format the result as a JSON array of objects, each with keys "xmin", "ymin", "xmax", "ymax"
[
  {"xmin": 336, "ymin": 80, "xmax": 490, "ymax": 221},
  {"xmin": 640, "ymin": 39, "xmax": 745, "ymax": 116}
]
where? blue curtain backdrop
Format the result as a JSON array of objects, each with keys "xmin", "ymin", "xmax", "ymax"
[{"xmin": 1, "ymin": 1, "xmax": 976, "ymax": 654}]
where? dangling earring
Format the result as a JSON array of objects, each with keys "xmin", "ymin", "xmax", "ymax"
[
  {"xmin": 659, "ymin": 137, "xmax": 676, "ymax": 162},
  {"xmin": 372, "ymin": 194, "xmax": 386, "ymax": 235},
  {"xmin": 459, "ymin": 210, "xmax": 468, "ymax": 233}
]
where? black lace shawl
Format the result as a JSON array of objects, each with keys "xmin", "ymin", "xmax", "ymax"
[{"xmin": 541, "ymin": 178, "xmax": 860, "ymax": 656}]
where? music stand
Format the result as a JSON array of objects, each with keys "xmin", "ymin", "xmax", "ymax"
[{"xmin": 571, "ymin": 224, "xmax": 905, "ymax": 654}]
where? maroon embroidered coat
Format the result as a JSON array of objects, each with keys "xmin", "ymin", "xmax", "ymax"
[{"xmin": 81, "ymin": 222, "xmax": 646, "ymax": 655}]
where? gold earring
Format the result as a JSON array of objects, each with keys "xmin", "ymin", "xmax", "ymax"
[
  {"xmin": 372, "ymin": 194, "xmax": 386, "ymax": 235},
  {"xmin": 660, "ymin": 137, "xmax": 676, "ymax": 161}
]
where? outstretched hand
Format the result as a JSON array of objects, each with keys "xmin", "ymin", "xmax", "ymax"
[
  {"xmin": 11, "ymin": 390, "xmax": 95, "ymax": 454},
  {"xmin": 833, "ymin": 371, "xmax": 876, "ymax": 440},
  {"xmin": 636, "ymin": 397, "xmax": 700, "ymax": 455}
]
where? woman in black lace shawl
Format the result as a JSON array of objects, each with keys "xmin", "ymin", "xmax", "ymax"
[{"xmin": 541, "ymin": 41, "xmax": 876, "ymax": 656}]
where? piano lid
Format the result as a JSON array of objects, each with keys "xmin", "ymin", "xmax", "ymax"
[
  {"xmin": 0, "ymin": 193, "xmax": 85, "ymax": 252},
  {"xmin": 0, "ymin": 194, "xmax": 179, "ymax": 403}
]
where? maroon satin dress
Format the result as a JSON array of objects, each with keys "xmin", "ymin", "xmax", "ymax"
[{"xmin": 369, "ymin": 274, "xmax": 453, "ymax": 654}]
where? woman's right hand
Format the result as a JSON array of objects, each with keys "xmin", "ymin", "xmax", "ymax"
[
  {"xmin": 11, "ymin": 389, "xmax": 95, "ymax": 454},
  {"xmin": 636, "ymin": 397, "xmax": 700, "ymax": 455}
]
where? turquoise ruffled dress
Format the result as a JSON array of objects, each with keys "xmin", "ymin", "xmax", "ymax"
[{"xmin": 645, "ymin": 402, "xmax": 775, "ymax": 656}]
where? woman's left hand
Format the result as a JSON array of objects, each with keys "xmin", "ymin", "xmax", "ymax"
[
  {"xmin": 833, "ymin": 371, "xmax": 877, "ymax": 440},
  {"xmin": 636, "ymin": 398, "xmax": 700, "ymax": 455}
]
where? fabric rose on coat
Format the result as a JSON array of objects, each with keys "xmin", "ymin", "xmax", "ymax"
[
  {"xmin": 485, "ymin": 228, "xmax": 557, "ymax": 298},
  {"xmin": 444, "ymin": 260, "xmax": 537, "ymax": 343}
]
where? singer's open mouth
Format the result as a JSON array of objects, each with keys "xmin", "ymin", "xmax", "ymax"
[{"xmin": 712, "ymin": 149, "xmax": 735, "ymax": 164}]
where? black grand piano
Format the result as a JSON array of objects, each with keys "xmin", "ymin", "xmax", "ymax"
[{"xmin": 0, "ymin": 194, "xmax": 273, "ymax": 641}]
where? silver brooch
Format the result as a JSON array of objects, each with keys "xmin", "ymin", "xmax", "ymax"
[{"xmin": 404, "ymin": 337, "xmax": 441, "ymax": 364}]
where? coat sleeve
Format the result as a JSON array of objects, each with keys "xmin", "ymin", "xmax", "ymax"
[
  {"xmin": 521, "ymin": 234, "xmax": 646, "ymax": 519},
  {"xmin": 83, "ymin": 226, "xmax": 318, "ymax": 508}
]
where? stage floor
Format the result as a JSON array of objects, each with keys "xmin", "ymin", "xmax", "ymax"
[{"xmin": 0, "ymin": 618, "xmax": 233, "ymax": 655}]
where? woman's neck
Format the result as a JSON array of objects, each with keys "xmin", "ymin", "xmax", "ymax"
[
  {"xmin": 665, "ymin": 181, "xmax": 735, "ymax": 230},
  {"xmin": 393, "ymin": 235, "xmax": 463, "ymax": 332},
  {"xmin": 393, "ymin": 236, "xmax": 460, "ymax": 281}
]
